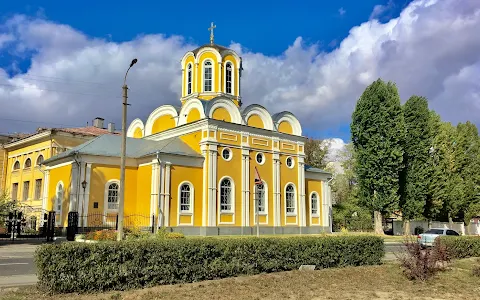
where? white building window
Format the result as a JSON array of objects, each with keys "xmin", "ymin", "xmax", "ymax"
[
  {"xmin": 107, "ymin": 182, "xmax": 119, "ymax": 210},
  {"xmin": 222, "ymin": 148, "xmax": 232, "ymax": 161},
  {"xmin": 204, "ymin": 60, "xmax": 213, "ymax": 92},
  {"xmin": 13, "ymin": 161, "xmax": 20, "ymax": 170},
  {"xmin": 311, "ymin": 192, "xmax": 319, "ymax": 215},
  {"xmin": 179, "ymin": 183, "xmax": 192, "ymax": 212},
  {"xmin": 187, "ymin": 64, "xmax": 192, "ymax": 95},
  {"xmin": 36, "ymin": 155, "xmax": 44, "ymax": 166},
  {"xmin": 220, "ymin": 178, "xmax": 233, "ymax": 212},
  {"xmin": 55, "ymin": 182, "xmax": 64, "ymax": 224},
  {"xmin": 285, "ymin": 184, "xmax": 296, "ymax": 214},
  {"xmin": 255, "ymin": 183, "xmax": 266, "ymax": 213},
  {"xmin": 24, "ymin": 158, "xmax": 32, "ymax": 169},
  {"xmin": 286, "ymin": 157, "xmax": 294, "ymax": 168},
  {"xmin": 225, "ymin": 62, "xmax": 232, "ymax": 94},
  {"xmin": 256, "ymin": 153, "xmax": 265, "ymax": 165}
]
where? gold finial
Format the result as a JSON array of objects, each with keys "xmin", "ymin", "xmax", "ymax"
[{"xmin": 208, "ymin": 22, "xmax": 216, "ymax": 44}]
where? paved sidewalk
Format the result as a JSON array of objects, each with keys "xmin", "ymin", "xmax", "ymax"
[{"xmin": 0, "ymin": 274, "xmax": 37, "ymax": 287}]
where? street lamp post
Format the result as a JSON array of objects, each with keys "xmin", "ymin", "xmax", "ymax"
[{"xmin": 117, "ymin": 58, "xmax": 137, "ymax": 241}]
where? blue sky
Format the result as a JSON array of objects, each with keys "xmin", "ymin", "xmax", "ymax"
[{"xmin": 0, "ymin": 0, "xmax": 479, "ymax": 144}]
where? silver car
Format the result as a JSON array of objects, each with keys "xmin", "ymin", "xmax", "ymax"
[{"xmin": 417, "ymin": 228, "xmax": 460, "ymax": 248}]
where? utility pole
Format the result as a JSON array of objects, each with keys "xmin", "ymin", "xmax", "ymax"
[{"xmin": 117, "ymin": 58, "xmax": 137, "ymax": 241}]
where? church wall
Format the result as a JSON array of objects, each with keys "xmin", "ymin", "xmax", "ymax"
[
  {"xmin": 88, "ymin": 164, "xmax": 138, "ymax": 226},
  {"xmin": 169, "ymin": 164, "xmax": 203, "ymax": 227},
  {"xmin": 136, "ymin": 165, "xmax": 152, "ymax": 217},
  {"xmin": 133, "ymin": 127, "xmax": 143, "ymax": 138},
  {"xmin": 179, "ymin": 130, "xmax": 202, "ymax": 153},
  {"xmin": 221, "ymin": 54, "xmax": 238, "ymax": 96},
  {"xmin": 217, "ymin": 146, "xmax": 242, "ymax": 226},
  {"xmin": 279, "ymin": 154, "xmax": 299, "ymax": 226},
  {"xmin": 217, "ymin": 130, "xmax": 241, "ymax": 146},
  {"xmin": 186, "ymin": 108, "xmax": 201, "ymax": 123},
  {"xmin": 47, "ymin": 163, "xmax": 72, "ymax": 227},
  {"xmin": 278, "ymin": 121, "xmax": 294, "ymax": 135},
  {"xmin": 183, "ymin": 55, "xmax": 195, "ymax": 96},
  {"xmin": 197, "ymin": 52, "xmax": 220, "ymax": 94},
  {"xmin": 212, "ymin": 107, "xmax": 231, "ymax": 122},
  {"xmin": 305, "ymin": 179, "xmax": 323, "ymax": 226},
  {"xmin": 246, "ymin": 114, "xmax": 264, "ymax": 129},
  {"xmin": 248, "ymin": 151, "xmax": 273, "ymax": 226},
  {"xmin": 151, "ymin": 115, "xmax": 176, "ymax": 134}
]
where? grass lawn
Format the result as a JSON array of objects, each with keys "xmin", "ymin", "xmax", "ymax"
[{"xmin": 1, "ymin": 258, "xmax": 479, "ymax": 300}]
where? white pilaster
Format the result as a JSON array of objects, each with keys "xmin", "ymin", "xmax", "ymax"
[
  {"xmin": 164, "ymin": 162, "xmax": 171, "ymax": 227},
  {"xmin": 208, "ymin": 145, "xmax": 218, "ymax": 226},
  {"xmin": 273, "ymin": 152, "xmax": 281, "ymax": 226},
  {"xmin": 241, "ymin": 148, "xmax": 250, "ymax": 226},
  {"xmin": 158, "ymin": 162, "xmax": 165, "ymax": 227},
  {"xmin": 69, "ymin": 163, "xmax": 80, "ymax": 212},
  {"xmin": 150, "ymin": 160, "xmax": 159, "ymax": 226},
  {"xmin": 298, "ymin": 156, "xmax": 306, "ymax": 227},
  {"xmin": 194, "ymin": 63, "xmax": 199, "ymax": 93},
  {"xmin": 81, "ymin": 163, "xmax": 92, "ymax": 227},
  {"xmin": 201, "ymin": 146, "xmax": 208, "ymax": 227},
  {"xmin": 42, "ymin": 170, "xmax": 50, "ymax": 211},
  {"xmin": 322, "ymin": 181, "xmax": 329, "ymax": 228},
  {"xmin": 217, "ymin": 62, "xmax": 222, "ymax": 93}
]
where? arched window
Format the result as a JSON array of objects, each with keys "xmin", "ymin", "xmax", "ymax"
[
  {"xmin": 106, "ymin": 183, "xmax": 119, "ymax": 210},
  {"xmin": 55, "ymin": 182, "xmax": 64, "ymax": 224},
  {"xmin": 311, "ymin": 193, "xmax": 319, "ymax": 215},
  {"xmin": 187, "ymin": 64, "xmax": 192, "ymax": 95},
  {"xmin": 179, "ymin": 183, "xmax": 192, "ymax": 212},
  {"xmin": 285, "ymin": 184, "xmax": 296, "ymax": 214},
  {"xmin": 220, "ymin": 178, "xmax": 232, "ymax": 212},
  {"xmin": 225, "ymin": 62, "xmax": 232, "ymax": 94},
  {"xmin": 255, "ymin": 183, "xmax": 266, "ymax": 213},
  {"xmin": 204, "ymin": 60, "xmax": 213, "ymax": 92},
  {"xmin": 24, "ymin": 158, "xmax": 31, "ymax": 169},
  {"xmin": 36, "ymin": 155, "xmax": 44, "ymax": 166},
  {"xmin": 13, "ymin": 161, "xmax": 20, "ymax": 170}
]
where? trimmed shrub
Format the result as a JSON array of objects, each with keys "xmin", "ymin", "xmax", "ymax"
[
  {"xmin": 397, "ymin": 240, "xmax": 449, "ymax": 280},
  {"xmin": 35, "ymin": 235, "xmax": 383, "ymax": 293},
  {"xmin": 436, "ymin": 236, "xmax": 480, "ymax": 259}
]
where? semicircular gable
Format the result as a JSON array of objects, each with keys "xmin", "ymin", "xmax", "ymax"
[
  {"xmin": 220, "ymin": 49, "xmax": 241, "ymax": 67},
  {"xmin": 181, "ymin": 51, "xmax": 195, "ymax": 68},
  {"xmin": 272, "ymin": 111, "xmax": 302, "ymax": 136},
  {"xmin": 127, "ymin": 118, "xmax": 145, "ymax": 138},
  {"xmin": 205, "ymin": 97, "xmax": 242, "ymax": 124},
  {"xmin": 194, "ymin": 47, "xmax": 222, "ymax": 64},
  {"xmin": 145, "ymin": 105, "xmax": 179, "ymax": 136},
  {"xmin": 178, "ymin": 98, "xmax": 206, "ymax": 126},
  {"xmin": 241, "ymin": 104, "xmax": 274, "ymax": 130}
]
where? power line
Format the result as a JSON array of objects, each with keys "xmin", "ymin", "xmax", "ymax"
[
  {"xmin": 0, "ymin": 117, "xmax": 83, "ymax": 128},
  {"xmin": 14, "ymin": 74, "xmax": 108, "ymax": 86}
]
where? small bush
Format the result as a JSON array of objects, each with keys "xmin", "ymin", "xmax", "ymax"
[
  {"xmin": 35, "ymin": 235, "xmax": 383, "ymax": 293},
  {"xmin": 85, "ymin": 229, "xmax": 117, "ymax": 241},
  {"xmin": 397, "ymin": 239, "xmax": 449, "ymax": 280},
  {"xmin": 473, "ymin": 260, "xmax": 480, "ymax": 277},
  {"xmin": 436, "ymin": 236, "xmax": 480, "ymax": 259}
]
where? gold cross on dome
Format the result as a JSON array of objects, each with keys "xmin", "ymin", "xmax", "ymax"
[{"xmin": 208, "ymin": 22, "xmax": 216, "ymax": 44}]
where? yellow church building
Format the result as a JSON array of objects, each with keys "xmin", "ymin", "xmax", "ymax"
[{"xmin": 41, "ymin": 26, "xmax": 333, "ymax": 235}]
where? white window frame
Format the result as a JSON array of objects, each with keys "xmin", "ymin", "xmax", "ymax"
[
  {"xmin": 253, "ymin": 181, "xmax": 268, "ymax": 216},
  {"xmin": 55, "ymin": 181, "xmax": 64, "ymax": 226},
  {"xmin": 34, "ymin": 178, "xmax": 43, "ymax": 200},
  {"xmin": 221, "ymin": 147, "xmax": 233, "ymax": 161},
  {"xmin": 285, "ymin": 156, "xmax": 295, "ymax": 169},
  {"xmin": 24, "ymin": 158, "xmax": 32, "ymax": 169},
  {"xmin": 255, "ymin": 152, "xmax": 265, "ymax": 165},
  {"xmin": 36, "ymin": 154, "xmax": 44, "ymax": 166},
  {"xmin": 186, "ymin": 63, "xmax": 193, "ymax": 95},
  {"xmin": 203, "ymin": 59, "xmax": 214, "ymax": 92},
  {"xmin": 218, "ymin": 177, "xmax": 234, "ymax": 213},
  {"xmin": 104, "ymin": 180, "xmax": 120, "ymax": 213},
  {"xmin": 178, "ymin": 181, "xmax": 194, "ymax": 214},
  {"xmin": 224, "ymin": 60, "xmax": 234, "ymax": 95},
  {"xmin": 284, "ymin": 183, "xmax": 297, "ymax": 216},
  {"xmin": 310, "ymin": 191, "xmax": 319, "ymax": 217},
  {"xmin": 12, "ymin": 160, "xmax": 20, "ymax": 171}
]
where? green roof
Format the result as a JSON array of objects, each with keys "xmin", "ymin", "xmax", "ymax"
[
  {"xmin": 304, "ymin": 165, "xmax": 331, "ymax": 175},
  {"xmin": 43, "ymin": 135, "xmax": 201, "ymax": 164}
]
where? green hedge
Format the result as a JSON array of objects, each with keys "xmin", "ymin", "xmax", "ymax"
[
  {"xmin": 436, "ymin": 236, "xmax": 480, "ymax": 259},
  {"xmin": 35, "ymin": 236, "xmax": 384, "ymax": 293}
]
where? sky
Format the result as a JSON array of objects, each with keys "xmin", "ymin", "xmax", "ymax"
[{"xmin": 0, "ymin": 0, "xmax": 479, "ymax": 149}]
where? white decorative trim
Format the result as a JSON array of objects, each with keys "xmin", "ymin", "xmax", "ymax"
[
  {"xmin": 55, "ymin": 181, "xmax": 64, "ymax": 226},
  {"xmin": 273, "ymin": 155, "xmax": 281, "ymax": 226},
  {"xmin": 219, "ymin": 132, "xmax": 238, "ymax": 142},
  {"xmin": 144, "ymin": 105, "xmax": 179, "ymax": 136},
  {"xmin": 252, "ymin": 138, "xmax": 269, "ymax": 147},
  {"xmin": 218, "ymin": 175, "xmax": 235, "ymax": 225},
  {"xmin": 255, "ymin": 152, "xmax": 265, "ymax": 165},
  {"xmin": 309, "ymin": 191, "xmax": 320, "ymax": 220},
  {"xmin": 4, "ymin": 131, "xmax": 52, "ymax": 149},
  {"xmin": 202, "ymin": 148, "xmax": 208, "ymax": 227},
  {"xmin": 220, "ymin": 49, "xmax": 241, "ymax": 67},
  {"xmin": 194, "ymin": 47, "xmax": 222, "ymax": 64},
  {"xmin": 281, "ymin": 142, "xmax": 295, "ymax": 151},
  {"xmin": 284, "ymin": 182, "xmax": 298, "ymax": 225},
  {"xmin": 206, "ymin": 97, "xmax": 242, "ymax": 124},
  {"xmin": 81, "ymin": 163, "xmax": 92, "ymax": 227},
  {"xmin": 150, "ymin": 161, "xmax": 159, "ymax": 226},
  {"xmin": 272, "ymin": 111, "xmax": 303, "ymax": 136},
  {"xmin": 208, "ymin": 147, "xmax": 217, "ymax": 226},
  {"xmin": 220, "ymin": 147, "xmax": 233, "ymax": 161},
  {"xmin": 8, "ymin": 147, "xmax": 48, "ymax": 159},
  {"xmin": 185, "ymin": 62, "xmax": 194, "ymax": 96},
  {"xmin": 177, "ymin": 181, "xmax": 194, "ymax": 226},
  {"xmin": 35, "ymin": 154, "xmax": 44, "ymax": 166},
  {"xmin": 23, "ymin": 157, "xmax": 32, "ymax": 169},
  {"xmin": 159, "ymin": 163, "xmax": 165, "ymax": 227},
  {"xmin": 252, "ymin": 180, "xmax": 268, "ymax": 225},
  {"xmin": 241, "ymin": 150, "xmax": 249, "ymax": 227},
  {"xmin": 12, "ymin": 159, "xmax": 20, "ymax": 171},
  {"xmin": 164, "ymin": 163, "xmax": 171, "ymax": 227},
  {"xmin": 127, "ymin": 118, "xmax": 145, "ymax": 138},
  {"xmin": 180, "ymin": 51, "xmax": 195, "ymax": 69},
  {"xmin": 178, "ymin": 98, "xmax": 206, "ymax": 126},
  {"xmin": 241, "ymin": 104, "xmax": 274, "ymax": 131},
  {"xmin": 41, "ymin": 170, "xmax": 50, "ymax": 211},
  {"xmin": 298, "ymin": 156, "xmax": 306, "ymax": 227}
]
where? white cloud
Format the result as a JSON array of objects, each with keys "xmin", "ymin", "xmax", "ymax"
[
  {"xmin": 370, "ymin": 0, "xmax": 396, "ymax": 20},
  {"xmin": 0, "ymin": 0, "xmax": 479, "ymax": 138}
]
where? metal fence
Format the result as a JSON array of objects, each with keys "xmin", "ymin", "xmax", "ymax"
[{"xmin": 0, "ymin": 208, "xmax": 55, "ymax": 242}]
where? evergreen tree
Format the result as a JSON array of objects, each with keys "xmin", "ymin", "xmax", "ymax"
[
  {"xmin": 351, "ymin": 79, "xmax": 405, "ymax": 234},
  {"xmin": 400, "ymin": 96, "xmax": 432, "ymax": 234}
]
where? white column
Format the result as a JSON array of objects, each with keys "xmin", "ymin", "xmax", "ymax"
[
  {"xmin": 42, "ymin": 170, "xmax": 50, "ymax": 211},
  {"xmin": 208, "ymin": 145, "xmax": 218, "ymax": 226},
  {"xmin": 241, "ymin": 149, "xmax": 250, "ymax": 226},
  {"xmin": 194, "ymin": 63, "xmax": 199, "ymax": 93},
  {"xmin": 322, "ymin": 181, "xmax": 329, "ymax": 228},
  {"xmin": 81, "ymin": 163, "xmax": 92, "ymax": 227},
  {"xmin": 273, "ymin": 153, "xmax": 281, "ymax": 226},
  {"xmin": 201, "ymin": 147, "xmax": 208, "ymax": 227},
  {"xmin": 298, "ymin": 156, "xmax": 306, "ymax": 227},
  {"xmin": 217, "ymin": 62, "xmax": 222, "ymax": 93},
  {"xmin": 164, "ymin": 162, "xmax": 171, "ymax": 227},
  {"xmin": 77, "ymin": 163, "xmax": 85, "ymax": 217},
  {"xmin": 158, "ymin": 163, "xmax": 165, "ymax": 227},
  {"xmin": 150, "ymin": 161, "xmax": 159, "ymax": 226},
  {"xmin": 69, "ymin": 163, "xmax": 79, "ymax": 212}
]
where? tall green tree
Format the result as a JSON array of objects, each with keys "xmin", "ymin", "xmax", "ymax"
[
  {"xmin": 351, "ymin": 79, "xmax": 405, "ymax": 234},
  {"xmin": 400, "ymin": 96, "xmax": 433, "ymax": 234},
  {"xmin": 304, "ymin": 138, "xmax": 329, "ymax": 169}
]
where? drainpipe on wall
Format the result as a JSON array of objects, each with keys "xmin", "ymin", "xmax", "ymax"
[{"xmin": 73, "ymin": 151, "xmax": 82, "ymax": 212}]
